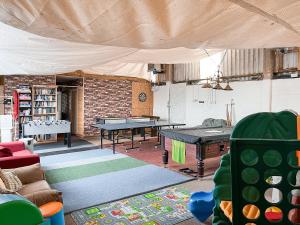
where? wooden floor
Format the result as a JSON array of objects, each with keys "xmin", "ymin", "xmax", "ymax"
[{"xmin": 86, "ymin": 136, "xmax": 221, "ymax": 177}]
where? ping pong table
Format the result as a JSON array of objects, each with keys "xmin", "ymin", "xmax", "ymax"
[
  {"xmin": 92, "ymin": 119, "xmax": 186, "ymax": 154},
  {"xmin": 95, "ymin": 117, "xmax": 159, "ymax": 140},
  {"xmin": 160, "ymin": 126, "xmax": 232, "ymax": 177}
]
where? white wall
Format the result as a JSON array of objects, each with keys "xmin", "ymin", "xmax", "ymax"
[
  {"xmin": 153, "ymin": 78, "xmax": 300, "ymax": 126},
  {"xmin": 170, "ymin": 83, "xmax": 186, "ymax": 123},
  {"xmin": 152, "ymin": 83, "xmax": 170, "ymax": 121},
  {"xmin": 272, "ymin": 79, "xmax": 300, "ymax": 112}
]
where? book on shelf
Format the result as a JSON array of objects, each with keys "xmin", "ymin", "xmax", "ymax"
[
  {"xmin": 34, "ymin": 95, "xmax": 56, "ymax": 101},
  {"xmin": 20, "ymin": 116, "xmax": 32, "ymax": 123},
  {"xmin": 33, "ymin": 108, "xmax": 56, "ymax": 114},
  {"xmin": 34, "ymin": 88, "xmax": 56, "ymax": 95},
  {"xmin": 34, "ymin": 101, "xmax": 56, "ymax": 107},
  {"xmin": 19, "ymin": 108, "xmax": 31, "ymax": 116},
  {"xmin": 19, "ymin": 102, "xmax": 32, "ymax": 107}
]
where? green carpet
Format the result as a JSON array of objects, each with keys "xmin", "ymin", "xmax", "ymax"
[
  {"xmin": 46, "ymin": 157, "xmax": 147, "ymax": 184},
  {"xmin": 71, "ymin": 187, "xmax": 193, "ymax": 225}
]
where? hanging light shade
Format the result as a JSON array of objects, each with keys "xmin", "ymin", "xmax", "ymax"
[
  {"xmin": 224, "ymin": 81, "xmax": 233, "ymax": 91},
  {"xmin": 201, "ymin": 80, "xmax": 212, "ymax": 88},
  {"xmin": 213, "ymin": 82, "xmax": 223, "ymax": 90},
  {"xmin": 212, "ymin": 72, "xmax": 223, "ymax": 90}
]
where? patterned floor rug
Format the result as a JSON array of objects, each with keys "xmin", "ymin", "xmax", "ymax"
[{"xmin": 71, "ymin": 187, "xmax": 193, "ymax": 225}]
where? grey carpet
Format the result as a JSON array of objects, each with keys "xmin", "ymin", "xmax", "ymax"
[
  {"xmin": 34, "ymin": 138, "xmax": 98, "ymax": 156},
  {"xmin": 38, "ymin": 146, "xmax": 100, "ymax": 157},
  {"xmin": 35, "ymin": 137, "xmax": 92, "ymax": 150},
  {"xmin": 50, "ymin": 164, "xmax": 194, "ymax": 213}
]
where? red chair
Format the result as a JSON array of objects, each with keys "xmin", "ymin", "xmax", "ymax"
[{"xmin": 0, "ymin": 141, "xmax": 40, "ymax": 169}]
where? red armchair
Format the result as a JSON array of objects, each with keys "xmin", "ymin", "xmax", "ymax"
[{"xmin": 0, "ymin": 141, "xmax": 40, "ymax": 169}]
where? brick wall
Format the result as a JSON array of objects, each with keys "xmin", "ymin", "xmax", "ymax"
[
  {"xmin": 4, "ymin": 75, "xmax": 56, "ymax": 114},
  {"xmin": 84, "ymin": 78, "xmax": 132, "ymax": 136},
  {"xmin": 4, "ymin": 75, "xmax": 56, "ymax": 96}
]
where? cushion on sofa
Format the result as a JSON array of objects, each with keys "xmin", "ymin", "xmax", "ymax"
[
  {"xmin": 0, "ymin": 169, "xmax": 22, "ymax": 193},
  {"xmin": 0, "ymin": 141, "xmax": 25, "ymax": 152},
  {"xmin": 12, "ymin": 150, "xmax": 34, "ymax": 157},
  {"xmin": 0, "ymin": 146, "xmax": 12, "ymax": 158},
  {"xmin": 18, "ymin": 180, "xmax": 51, "ymax": 196},
  {"xmin": 12, "ymin": 163, "xmax": 44, "ymax": 185}
]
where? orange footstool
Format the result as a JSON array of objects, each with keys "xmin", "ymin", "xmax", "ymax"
[{"xmin": 39, "ymin": 202, "xmax": 65, "ymax": 225}]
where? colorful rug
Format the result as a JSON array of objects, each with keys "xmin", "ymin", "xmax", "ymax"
[
  {"xmin": 41, "ymin": 149, "xmax": 194, "ymax": 213},
  {"xmin": 71, "ymin": 187, "xmax": 193, "ymax": 225}
]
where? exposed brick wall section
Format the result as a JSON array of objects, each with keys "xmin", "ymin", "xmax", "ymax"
[
  {"xmin": 84, "ymin": 78, "xmax": 132, "ymax": 136},
  {"xmin": 4, "ymin": 75, "xmax": 56, "ymax": 97},
  {"xmin": 4, "ymin": 75, "xmax": 56, "ymax": 114}
]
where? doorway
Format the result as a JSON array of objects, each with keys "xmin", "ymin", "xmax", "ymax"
[{"xmin": 56, "ymin": 75, "xmax": 84, "ymax": 136}]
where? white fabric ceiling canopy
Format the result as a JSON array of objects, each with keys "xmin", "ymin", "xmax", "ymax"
[
  {"xmin": 0, "ymin": 21, "xmax": 218, "ymax": 78},
  {"xmin": 0, "ymin": 0, "xmax": 300, "ymax": 78},
  {"xmin": 1, "ymin": 0, "xmax": 300, "ymax": 48}
]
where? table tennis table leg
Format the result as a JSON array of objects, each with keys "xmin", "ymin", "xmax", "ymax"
[
  {"xmin": 154, "ymin": 126, "xmax": 161, "ymax": 149},
  {"xmin": 138, "ymin": 128, "xmax": 148, "ymax": 144},
  {"xmin": 126, "ymin": 128, "xmax": 139, "ymax": 152},
  {"xmin": 131, "ymin": 129, "xmax": 134, "ymax": 149},
  {"xmin": 116, "ymin": 131, "xmax": 119, "ymax": 144},
  {"xmin": 140, "ymin": 128, "xmax": 145, "ymax": 138},
  {"xmin": 157, "ymin": 127, "xmax": 160, "ymax": 142}
]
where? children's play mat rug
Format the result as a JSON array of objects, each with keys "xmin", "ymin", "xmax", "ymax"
[{"xmin": 71, "ymin": 187, "xmax": 193, "ymax": 225}]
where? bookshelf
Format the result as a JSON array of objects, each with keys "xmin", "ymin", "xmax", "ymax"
[
  {"xmin": 17, "ymin": 87, "xmax": 32, "ymax": 138},
  {"xmin": 32, "ymin": 85, "xmax": 57, "ymax": 143}
]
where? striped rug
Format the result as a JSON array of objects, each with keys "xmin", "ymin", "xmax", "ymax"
[{"xmin": 41, "ymin": 149, "xmax": 194, "ymax": 213}]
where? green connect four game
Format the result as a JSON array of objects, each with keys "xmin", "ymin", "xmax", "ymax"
[{"xmin": 230, "ymin": 111, "xmax": 300, "ymax": 224}]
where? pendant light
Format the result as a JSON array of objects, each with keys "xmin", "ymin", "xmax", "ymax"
[
  {"xmin": 213, "ymin": 75, "xmax": 223, "ymax": 90},
  {"xmin": 213, "ymin": 82, "xmax": 223, "ymax": 90},
  {"xmin": 223, "ymin": 81, "xmax": 233, "ymax": 91}
]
